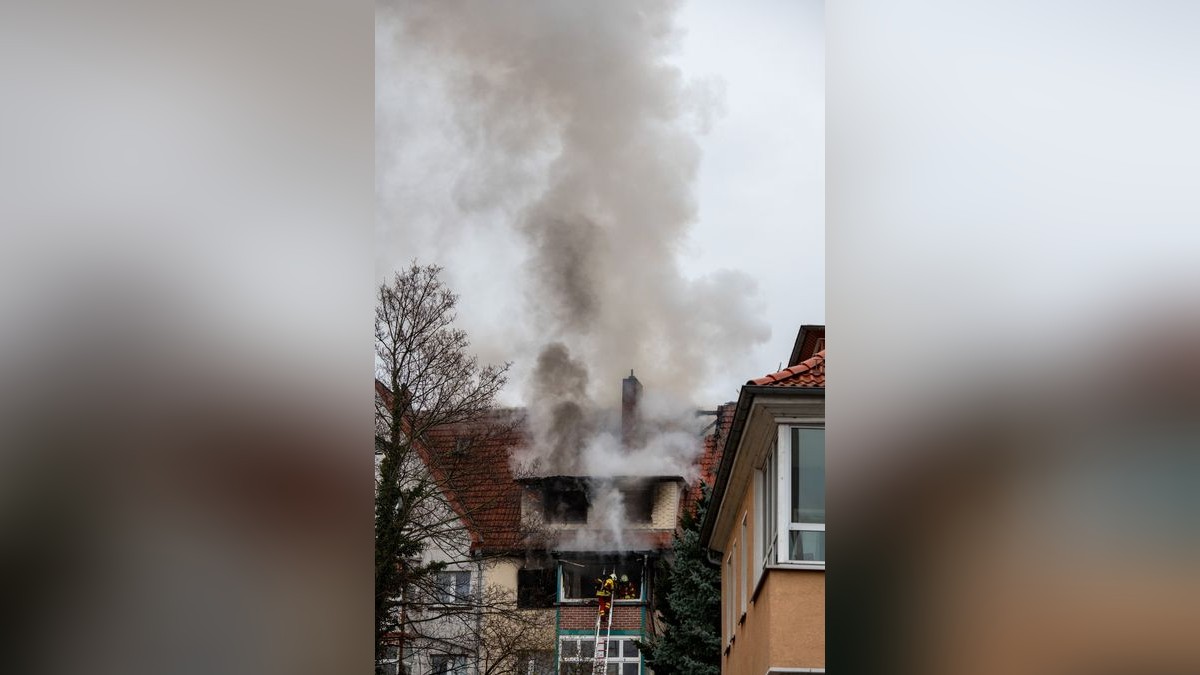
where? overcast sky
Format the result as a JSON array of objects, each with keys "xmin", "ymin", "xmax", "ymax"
[
  {"xmin": 377, "ymin": 0, "xmax": 824, "ymax": 406},
  {"xmin": 671, "ymin": 0, "xmax": 825, "ymax": 382}
]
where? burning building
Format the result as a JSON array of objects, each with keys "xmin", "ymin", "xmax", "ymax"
[
  {"xmin": 404, "ymin": 371, "xmax": 732, "ymax": 675},
  {"xmin": 512, "ymin": 374, "xmax": 684, "ymax": 674},
  {"xmin": 380, "ymin": 3, "xmax": 773, "ymax": 671}
]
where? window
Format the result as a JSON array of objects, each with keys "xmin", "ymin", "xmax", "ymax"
[
  {"xmin": 757, "ymin": 438, "xmax": 778, "ymax": 569},
  {"xmin": 757, "ymin": 426, "xmax": 824, "ymax": 567},
  {"xmin": 559, "ymin": 636, "xmax": 640, "ymax": 675},
  {"xmin": 621, "ymin": 486, "xmax": 654, "ymax": 523},
  {"xmin": 739, "ymin": 514, "xmax": 749, "ymax": 613},
  {"xmin": 434, "ymin": 571, "xmax": 471, "ymax": 604},
  {"xmin": 559, "ymin": 560, "xmax": 643, "ymax": 601},
  {"xmin": 452, "ymin": 435, "xmax": 472, "ymax": 455},
  {"xmin": 430, "ymin": 654, "xmax": 467, "ymax": 675},
  {"xmin": 544, "ymin": 486, "xmax": 589, "ymax": 523},
  {"xmin": 378, "ymin": 644, "xmax": 403, "ymax": 675},
  {"xmin": 779, "ymin": 426, "xmax": 825, "ymax": 564},
  {"xmin": 517, "ymin": 568, "xmax": 557, "ymax": 609},
  {"xmin": 725, "ymin": 553, "xmax": 735, "ymax": 643},
  {"xmin": 515, "ymin": 650, "xmax": 554, "ymax": 674}
]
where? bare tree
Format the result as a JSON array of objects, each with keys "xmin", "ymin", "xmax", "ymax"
[{"xmin": 376, "ymin": 263, "xmax": 557, "ymax": 674}]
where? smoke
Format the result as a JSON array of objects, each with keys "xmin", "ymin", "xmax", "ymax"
[
  {"xmin": 559, "ymin": 484, "xmax": 628, "ymax": 553},
  {"xmin": 523, "ymin": 342, "xmax": 594, "ymax": 476},
  {"xmin": 381, "ymin": 1, "xmax": 771, "ymax": 480}
]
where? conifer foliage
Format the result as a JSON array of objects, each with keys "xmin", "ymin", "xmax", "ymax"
[{"xmin": 641, "ymin": 483, "xmax": 722, "ymax": 675}]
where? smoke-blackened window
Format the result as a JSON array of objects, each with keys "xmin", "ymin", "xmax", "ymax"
[
  {"xmin": 621, "ymin": 486, "xmax": 654, "ymax": 523},
  {"xmin": 517, "ymin": 568, "xmax": 557, "ymax": 608},
  {"xmin": 559, "ymin": 560, "xmax": 644, "ymax": 601},
  {"xmin": 544, "ymin": 486, "xmax": 588, "ymax": 523}
]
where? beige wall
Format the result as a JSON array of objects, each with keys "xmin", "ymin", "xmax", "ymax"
[
  {"xmin": 479, "ymin": 557, "xmax": 556, "ymax": 673},
  {"xmin": 650, "ymin": 480, "xmax": 678, "ymax": 529},
  {"xmin": 484, "ymin": 556, "xmax": 520, "ymax": 595},
  {"xmin": 718, "ymin": 438, "xmax": 824, "ymax": 675}
]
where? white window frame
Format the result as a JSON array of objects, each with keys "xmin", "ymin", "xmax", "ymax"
[
  {"xmin": 558, "ymin": 636, "xmax": 641, "ymax": 673},
  {"xmin": 739, "ymin": 514, "xmax": 749, "ymax": 615},
  {"xmin": 725, "ymin": 552, "xmax": 735, "ymax": 645},
  {"xmin": 434, "ymin": 570, "xmax": 472, "ymax": 605},
  {"xmin": 755, "ymin": 437, "xmax": 778, "ymax": 576},
  {"xmin": 776, "ymin": 425, "xmax": 825, "ymax": 568}
]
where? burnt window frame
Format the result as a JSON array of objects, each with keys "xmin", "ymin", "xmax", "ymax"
[
  {"xmin": 542, "ymin": 480, "xmax": 589, "ymax": 524},
  {"xmin": 620, "ymin": 485, "xmax": 655, "ymax": 523},
  {"xmin": 516, "ymin": 567, "xmax": 557, "ymax": 609}
]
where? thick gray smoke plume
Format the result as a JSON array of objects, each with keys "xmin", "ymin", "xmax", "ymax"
[{"xmin": 380, "ymin": 1, "xmax": 770, "ymax": 477}]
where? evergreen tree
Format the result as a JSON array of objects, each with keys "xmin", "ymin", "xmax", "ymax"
[{"xmin": 641, "ymin": 483, "xmax": 722, "ymax": 675}]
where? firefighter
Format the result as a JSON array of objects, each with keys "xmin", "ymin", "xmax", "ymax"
[
  {"xmin": 618, "ymin": 573, "xmax": 636, "ymax": 600},
  {"xmin": 596, "ymin": 572, "xmax": 616, "ymax": 617}
]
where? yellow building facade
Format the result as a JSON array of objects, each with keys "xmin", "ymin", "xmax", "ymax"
[{"xmin": 701, "ymin": 330, "xmax": 825, "ymax": 675}]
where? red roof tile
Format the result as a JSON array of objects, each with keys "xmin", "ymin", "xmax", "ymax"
[
  {"xmin": 748, "ymin": 349, "xmax": 825, "ymax": 388},
  {"xmin": 680, "ymin": 401, "xmax": 736, "ymax": 519},
  {"xmin": 421, "ymin": 413, "xmax": 530, "ymax": 554}
]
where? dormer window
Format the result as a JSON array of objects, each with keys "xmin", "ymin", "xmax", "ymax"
[
  {"xmin": 544, "ymin": 485, "xmax": 588, "ymax": 524},
  {"xmin": 621, "ymin": 486, "xmax": 654, "ymax": 523}
]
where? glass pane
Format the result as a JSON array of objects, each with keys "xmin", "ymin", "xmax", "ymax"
[
  {"xmin": 608, "ymin": 639, "xmax": 619, "ymax": 656},
  {"xmin": 607, "ymin": 664, "xmax": 619, "ymax": 675},
  {"xmin": 622, "ymin": 664, "xmax": 639, "ymax": 675},
  {"xmin": 622, "ymin": 639, "xmax": 639, "ymax": 659},
  {"xmin": 790, "ymin": 428, "xmax": 825, "ymax": 524},
  {"xmin": 578, "ymin": 639, "xmax": 594, "ymax": 657},
  {"xmin": 789, "ymin": 530, "xmax": 825, "ymax": 562}
]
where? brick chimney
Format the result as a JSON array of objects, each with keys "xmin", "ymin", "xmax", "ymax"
[{"xmin": 621, "ymin": 370, "xmax": 642, "ymax": 448}]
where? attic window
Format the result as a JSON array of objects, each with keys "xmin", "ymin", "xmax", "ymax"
[
  {"xmin": 621, "ymin": 486, "xmax": 654, "ymax": 523},
  {"xmin": 544, "ymin": 486, "xmax": 588, "ymax": 524},
  {"xmin": 452, "ymin": 436, "xmax": 472, "ymax": 455}
]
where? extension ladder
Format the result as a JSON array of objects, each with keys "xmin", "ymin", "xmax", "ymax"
[{"xmin": 591, "ymin": 594, "xmax": 616, "ymax": 675}]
